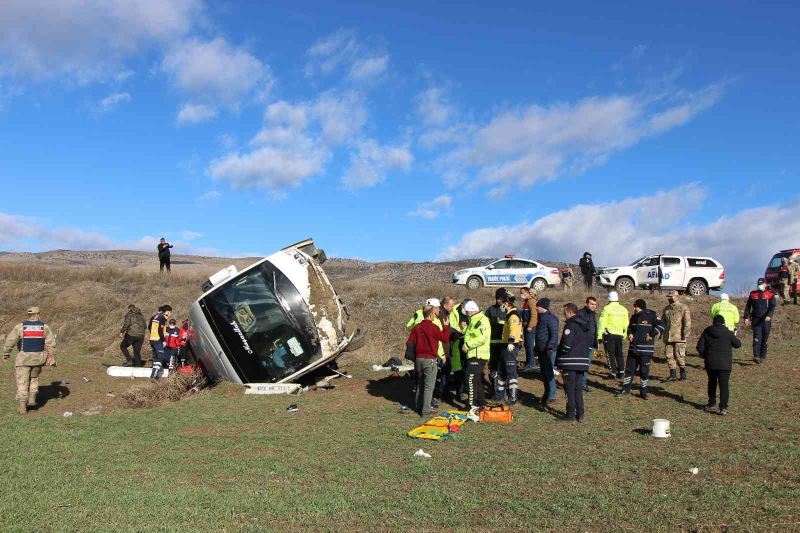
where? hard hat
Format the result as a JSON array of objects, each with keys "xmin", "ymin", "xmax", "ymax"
[
  {"xmin": 720, "ymin": 293, "xmax": 729, "ymax": 300},
  {"xmin": 27, "ymin": 306, "xmax": 40, "ymax": 314},
  {"xmin": 425, "ymin": 298, "xmax": 441, "ymax": 307},
  {"xmin": 608, "ymin": 291, "xmax": 619, "ymax": 302},
  {"xmin": 463, "ymin": 301, "xmax": 479, "ymax": 313}
]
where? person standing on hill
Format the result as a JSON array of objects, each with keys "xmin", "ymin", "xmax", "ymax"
[
  {"xmin": 461, "ymin": 301, "xmax": 491, "ymax": 411},
  {"xmin": 157, "ymin": 237, "xmax": 173, "ymax": 274},
  {"xmin": 556, "ymin": 303, "xmax": 591, "ymax": 421},
  {"xmin": 535, "ymin": 298, "xmax": 559, "ymax": 405},
  {"xmin": 697, "ymin": 314, "xmax": 742, "ymax": 415},
  {"xmin": 743, "ymin": 278, "xmax": 777, "ymax": 364},
  {"xmin": 561, "ymin": 265, "xmax": 575, "ymax": 293},
  {"xmin": 662, "ymin": 290, "xmax": 692, "ymax": 382},
  {"xmin": 579, "ymin": 252, "xmax": 596, "ymax": 291},
  {"xmin": 2, "ymin": 307, "xmax": 57, "ymax": 415},
  {"xmin": 597, "ymin": 291, "xmax": 628, "ymax": 380},
  {"xmin": 519, "ymin": 287, "xmax": 539, "ymax": 372},
  {"xmin": 616, "ymin": 299, "xmax": 663, "ymax": 399},
  {"xmin": 119, "ymin": 304, "xmax": 147, "ymax": 367},
  {"xmin": 710, "ymin": 294, "xmax": 740, "ymax": 333},
  {"xmin": 485, "ymin": 288, "xmax": 508, "ymax": 398}
]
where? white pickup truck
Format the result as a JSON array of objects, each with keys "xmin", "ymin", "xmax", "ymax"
[{"xmin": 596, "ymin": 254, "xmax": 725, "ymax": 296}]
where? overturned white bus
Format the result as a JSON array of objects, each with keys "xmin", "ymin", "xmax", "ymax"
[{"xmin": 188, "ymin": 239, "xmax": 362, "ymax": 384}]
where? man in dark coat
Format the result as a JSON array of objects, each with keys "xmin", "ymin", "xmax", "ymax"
[
  {"xmin": 743, "ymin": 277, "xmax": 776, "ymax": 363},
  {"xmin": 157, "ymin": 237, "xmax": 173, "ymax": 274},
  {"xmin": 579, "ymin": 252, "xmax": 597, "ymax": 291},
  {"xmin": 616, "ymin": 299, "xmax": 663, "ymax": 399},
  {"xmin": 696, "ymin": 315, "xmax": 742, "ymax": 415},
  {"xmin": 575, "ymin": 296, "xmax": 598, "ymax": 392},
  {"xmin": 119, "ymin": 304, "xmax": 147, "ymax": 367},
  {"xmin": 535, "ymin": 298, "xmax": 559, "ymax": 405},
  {"xmin": 556, "ymin": 303, "xmax": 591, "ymax": 421}
]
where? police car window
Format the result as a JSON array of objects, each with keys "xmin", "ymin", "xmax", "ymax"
[
  {"xmin": 687, "ymin": 258, "xmax": 717, "ymax": 267},
  {"xmin": 661, "ymin": 257, "xmax": 681, "ymax": 266},
  {"xmin": 512, "ymin": 260, "xmax": 533, "ymax": 269},
  {"xmin": 492, "ymin": 260, "xmax": 511, "ymax": 269}
]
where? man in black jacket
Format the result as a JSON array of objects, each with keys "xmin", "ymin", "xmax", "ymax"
[
  {"xmin": 697, "ymin": 314, "xmax": 742, "ymax": 415},
  {"xmin": 575, "ymin": 297, "xmax": 598, "ymax": 392},
  {"xmin": 579, "ymin": 252, "xmax": 596, "ymax": 291},
  {"xmin": 485, "ymin": 288, "xmax": 508, "ymax": 397},
  {"xmin": 743, "ymin": 278, "xmax": 776, "ymax": 363},
  {"xmin": 617, "ymin": 299, "xmax": 663, "ymax": 399},
  {"xmin": 556, "ymin": 303, "xmax": 591, "ymax": 421},
  {"xmin": 157, "ymin": 237, "xmax": 173, "ymax": 274}
]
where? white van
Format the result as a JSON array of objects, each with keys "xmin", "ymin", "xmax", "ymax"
[{"xmin": 597, "ymin": 254, "xmax": 725, "ymax": 296}]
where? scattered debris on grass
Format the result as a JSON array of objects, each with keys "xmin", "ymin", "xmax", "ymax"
[
  {"xmin": 689, "ymin": 467, "xmax": 699, "ymax": 475},
  {"xmin": 414, "ymin": 449, "xmax": 431, "ymax": 458},
  {"xmin": 63, "ymin": 412, "xmax": 73, "ymax": 417},
  {"xmin": 121, "ymin": 371, "xmax": 207, "ymax": 409},
  {"xmin": 286, "ymin": 404, "xmax": 299, "ymax": 413}
]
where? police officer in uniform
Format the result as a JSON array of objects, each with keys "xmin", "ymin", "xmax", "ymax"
[
  {"xmin": 485, "ymin": 288, "xmax": 508, "ymax": 397},
  {"xmin": 616, "ymin": 299, "xmax": 663, "ymax": 399},
  {"xmin": 743, "ymin": 278, "xmax": 777, "ymax": 363},
  {"xmin": 597, "ymin": 291, "xmax": 629, "ymax": 379},
  {"xmin": 3, "ymin": 307, "xmax": 57, "ymax": 415}
]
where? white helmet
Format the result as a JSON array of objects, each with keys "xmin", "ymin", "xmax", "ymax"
[
  {"xmin": 720, "ymin": 293, "xmax": 729, "ymax": 300},
  {"xmin": 463, "ymin": 301, "xmax": 479, "ymax": 313},
  {"xmin": 425, "ymin": 298, "xmax": 441, "ymax": 307},
  {"xmin": 608, "ymin": 291, "xmax": 619, "ymax": 302}
]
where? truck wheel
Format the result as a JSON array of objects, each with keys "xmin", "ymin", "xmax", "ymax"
[
  {"xmin": 531, "ymin": 278, "xmax": 547, "ymax": 292},
  {"xmin": 687, "ymin": 279, "xmax": 708, "ymax": 296},
  {"xmin": 466, "ymin": 276, "xmax": 483, "ymax": 290},
  {"xmin": 615, "ymin": 277, "xmax": 634, "ymax": 294}
]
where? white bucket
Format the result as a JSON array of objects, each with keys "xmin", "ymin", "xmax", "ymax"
[{"xmin": 651, "ymin": 419, "xmax": 671, "ymax": 438}]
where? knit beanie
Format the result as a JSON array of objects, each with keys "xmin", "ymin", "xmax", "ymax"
[{"xmin": 537, "ymin": 298, "xmax": 551, "ymax": 310}]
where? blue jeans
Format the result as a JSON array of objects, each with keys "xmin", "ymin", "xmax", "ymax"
[
  {"xmin": 537, "ymin": 348, "xmax": 557, "ymax": 400},
  {"xmin": 523, "ymin": 329, "xmax": 537, "ymax": 367}
]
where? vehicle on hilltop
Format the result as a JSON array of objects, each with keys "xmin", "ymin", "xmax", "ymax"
[
  {"xmin": 596, "ymin": 254, "xmax": 725, "ymax": 296},
  {"xmin": 452, "ymin": 256, "xmax": 562, "ymax": 291},
  {"xmin": 764, "ymin": 248, "xmax": 799, "ymax": 296}
]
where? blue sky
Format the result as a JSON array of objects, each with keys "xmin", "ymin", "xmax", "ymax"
[{"xmin": 0, "ymin": 1, "xmax": 798, "ymax": 288}]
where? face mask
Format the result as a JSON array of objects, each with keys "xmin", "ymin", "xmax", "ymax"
[{"xmin": 758, "ymin": 284, "xmax": 766, "ymax": 291}]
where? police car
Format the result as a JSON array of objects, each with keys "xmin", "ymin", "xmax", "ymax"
[{"xmin": 452, "ymin": 256, "xmax": 562, "ymax": 291}]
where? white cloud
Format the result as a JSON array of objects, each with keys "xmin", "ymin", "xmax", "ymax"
[
  {"xmin": 415, "ymin": 86, "xmax": 455, "ymax": 127},
  {"xmin": 342, "ymin": 139, "xmax": 413, "ymax": 189},
  {"xmin": 176, "ymin": 102, "xmax": 218, "ymax": 124},
  {"xmin": 0, "ymin": 0, "xmax": 202, "ymax": 84},
  {"xmin": 305, "ymin": 28, "xmax": 388, "ymax": 82},
  {"xmin": 311, "ymin": 91, "xmax": 367, "ymax": 145},
  {"xmin": 430, "ymin": 84, "xmax": 724, "ymax": 197},
  {"xmin": 180, "ymin": 230, "xmax": 203, "ymax": 240},
  {"xmin": 197, "ymin": 190, "xmax": 220, "ymax": 202},
  {"xmin": 93, "ymin": 92, "xmax": 130, "ymax": 114},
  {"xmin": 162, "ymin": 37, "xmax": 271, "ymax": 110},
  {"xmin": 409, "ymin": 195, "xmax": 452, "ymax": 219},
  {"xmin": 438, "ymin": 186, "xmax": 800, "ymax": 290}
]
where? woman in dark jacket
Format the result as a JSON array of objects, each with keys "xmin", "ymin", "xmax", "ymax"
[{"xmin": 696, "ymin": 315, "xmax": 742, "ymax": 415}]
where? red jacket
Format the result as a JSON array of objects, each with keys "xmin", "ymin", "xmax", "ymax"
[
  {"xmin": 178, "ymin": 327, "xmax": 189, "ymax": 347},
  {"xmin": 406, "ymin": 320, "xmax": 450, "ymax": 359},
  {"xmin": 165, "ymin": 326, "xmax": 181, "ymax": 349}
]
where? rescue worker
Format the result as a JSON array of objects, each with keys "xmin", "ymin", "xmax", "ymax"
[
  {"xmin": 177, "ymin": 319, "xmax": 190, "ymax": 367},
  {"xmin": 157, "ymin": 237, "xmax": 173, "ymax": 273},
  {"xmin": 778, "ymin": 257, "xmax": 791, "ymax": 304},
  {"xmin": 2, "ymin": 307, "xmax": 57, "ymax": 415},
  {"xmin": 164, "ymin": 319, "xmax": 182, "ymax": 370},
  {"xmin": 576, "ymin": 296, "xmax": 598, "ymax": 392},
  {"xmin": 461, "ymin": 300, "xmax": 491, "ymax": 411},
  {"xmin": 556, "ymin": 303, "xmax": 591, "ymax": 421},
  {"xmin": 710, "ymin": 294, "xmax": 740, "ymax": 333},
  {"xmin": 119, "ymin": 304, "xmax": 147, "ymax": 367},
  {"xmin": 789, "ymin": 258, "xmax": 800, "ymax": 305},
  {"xmin": 697, "ymin": 314, "xmax": 742, "ymax": 415},
  {"xmin": 579, "ymin": 252, "xmax": 596, "ymax": 291},
  {"xmin": 597, "ymin": 291, "xmax": 628, "ymax": 380},
  {"xmin": 406, "ymin": 298, "xmax": 445, "ymax": 394},
  {"xmin": 535, "ymin": 298, "xmax": 559, "ymax": 405},
  {"xmin": 495, "ymin": 295, "xmax": 522, "ymax": 405},
  {"xmin": 148, "ymin": 305, "xmax": 171, "ymax": 378},
  {"xmin": 743, "ymin": 278, "xmax": 776, "ymax": 364},
  {"xmin": 406, "ymin": 306, "xmax": 451, "ymax": 416},
  {"xmin": 485, "ymin": 288, "xmax": 508, "ymax": 397},
  {"xmin": 662, "ymin": 290, "xmax": 692, "ymax": 381},
  {"xmin": 561, "ymin": 265, "xmax": 575, "ymax": 293},
  {"xmin": 434, "ymin": 297, "xmax": 457, "ymax": 403},
  {"xmin": 444, "ymin": 299, "xmax": 468, "ymax": 403},
  {"xmin": 616, "ymin": 299, "xmax": 663, "ymax": 399},
  {"xmin": 519, "ymin": 287, "xmax": 539, "ymax": 372}
]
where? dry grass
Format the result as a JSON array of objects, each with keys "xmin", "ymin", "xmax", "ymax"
[{"xmin": 120, "ymin": 371, "xmax": 207, "ymax": 409}]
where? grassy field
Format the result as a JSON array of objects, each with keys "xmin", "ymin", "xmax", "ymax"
[{"xmin": 1, "ymin": 262, "xmax": 799, "ymax": 531}]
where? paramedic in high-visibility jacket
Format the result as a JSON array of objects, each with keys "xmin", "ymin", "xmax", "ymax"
[
  {"xmin": 461, "ymin": 300, "xmax": 491, "ymax": 411},
  {"xmin": 3, "ymin": 307, "xmax": 57, "ymax": 415}
]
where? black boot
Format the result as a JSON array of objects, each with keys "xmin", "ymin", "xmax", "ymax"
[
  {"xmin": 679, "ymin": 367, "xmax": 687, "ymax": 381},
  {"xmin": 615, "ymin": 388, "xmax": 630, "ymax": 398},
  {"xmin": 640, "ymin": 387, "xmax": 649, "ymax": 400},
  {"xmin": 665, "ymin": 369, "xmax": 678, "ymax": 382}
]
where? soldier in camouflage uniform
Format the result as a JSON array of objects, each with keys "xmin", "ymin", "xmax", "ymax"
[
  {"xmin": 790, "ymin": 259, "xmax": 800, "ymax": 305},
  {"xmin": 3, "ymin": 307, "xmax": 57, "ymax": 415},
  {"xmin": 662, "ymin": 291, "xmax": 691, "ymax": 382}
]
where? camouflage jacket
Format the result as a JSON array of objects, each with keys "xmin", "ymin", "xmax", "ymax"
[
  {"xmin": 3, "ymin": 322, "xmax": 56, "ymax": 367},
  {"xmin": 121, "ymin": 307, "xmax": 147, "ymax": 337},
  {"xmin": 662, "ymin": 301, "xmax": 691, "ymax": 343}
]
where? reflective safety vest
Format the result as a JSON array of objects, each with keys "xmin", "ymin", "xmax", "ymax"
[
  {"xmin": 597, "ymin": 302, "xmax": 629, "ymax": 339},
  {"xmin": 449, "ymin": 304, "xmax": 463, "ymax": 372},
  {"xmin": 463, "ymin": 312, "xmax": 491, "ymax": 361},
  {"xmin": 501, "ymin": 308, "xmax": 523, "ymax": 344},
  {"xmin": 710, "ymin": 301, "xmax": 740, "ymax": 332},
  {"xmin": 19, "ymin": 320, "xmax": 46, "ymax": 352},
  {"xmin": 149, "ymin": 313, "xmax": 165, "ymax": 341}
]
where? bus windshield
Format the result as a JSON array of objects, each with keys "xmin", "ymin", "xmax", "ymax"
[{"xmin": 202, "ymin": 266, "xmax": 319, "ymax": 382}]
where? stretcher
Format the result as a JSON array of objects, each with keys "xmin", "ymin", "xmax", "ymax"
[{"xmin": 407, "ymin": 410, "xmax": 470, "ymax": 441}]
